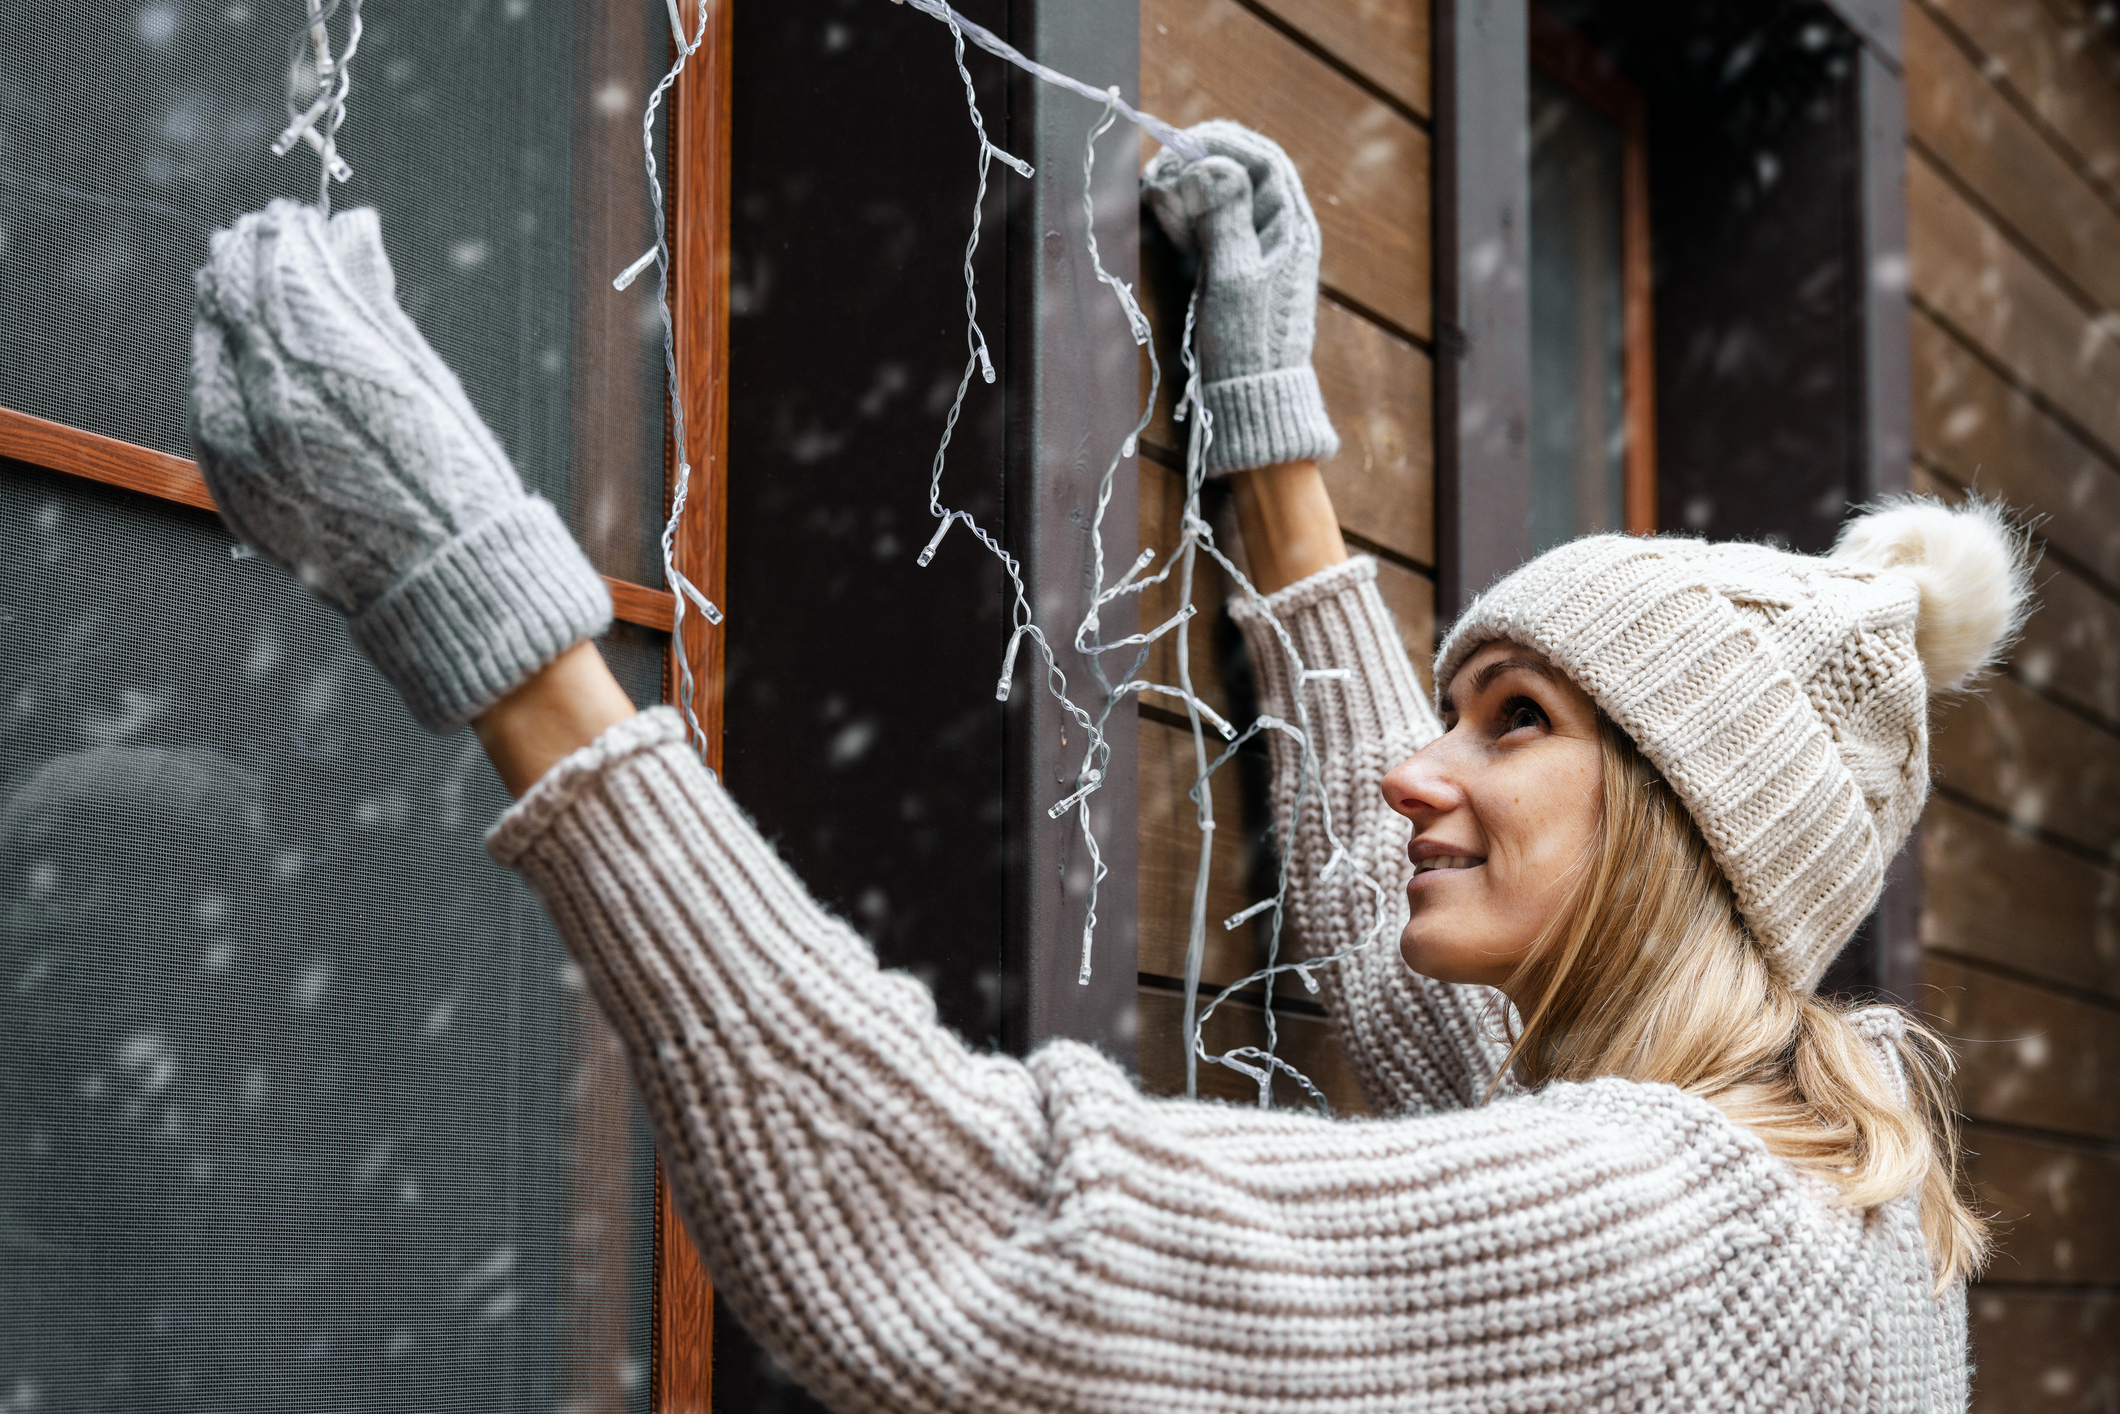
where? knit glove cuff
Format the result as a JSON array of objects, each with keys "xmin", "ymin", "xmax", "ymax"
[
  {"xmin": 351, "ymin": 496, "xmax": 613, "ymax": 733},
  {"xmin": 1203, "ymin": 366, "xmax": 1341, "ymax": 475}
]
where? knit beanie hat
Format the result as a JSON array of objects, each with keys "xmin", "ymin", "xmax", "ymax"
[{"xmin": 1433, "ymin": 499, "xmax": 2031, "ymax": 992}]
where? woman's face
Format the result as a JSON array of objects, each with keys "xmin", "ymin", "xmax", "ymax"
[{"xmin": 1380, "ymin": 641, "xmax": 1605, "ymax": 993}]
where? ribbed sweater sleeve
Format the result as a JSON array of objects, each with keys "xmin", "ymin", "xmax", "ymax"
[
  {"xmin": 1225, "ymin": 557, "xmax": 1516, "ymax": 1115},
  {"xmin": 484, "ymin": 708, "xmax": 1900, "ymax": 1413}
]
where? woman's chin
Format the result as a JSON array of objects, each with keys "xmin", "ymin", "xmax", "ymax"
[{"xmin": 1399, "ymin": 921, "xmax": 1511, "ymax": 987}]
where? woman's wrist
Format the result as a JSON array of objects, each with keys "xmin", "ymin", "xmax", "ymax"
[
  {"xmin": 474, "ymin": 639, "xmax": 639, "ymax": 797},
  {"xmin": 1229, "ymin": 459, "xmax": 1349, "ymax": 596}
]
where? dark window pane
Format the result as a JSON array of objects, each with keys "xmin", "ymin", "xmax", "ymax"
[
  {"xmin": 0, "ymin": 1, "xmax": 670, "ymax": 585},
  {"xmin": 0, "ymin": 464, "xmax": 659, "ymax": 1412},
  {"xmin": 1529, "ymin": 71, "xmax": 1628, "ymax": 554}
]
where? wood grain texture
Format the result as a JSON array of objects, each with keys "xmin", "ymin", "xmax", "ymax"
[
  {"xmin": 0, "ymin": 404, "xmax": 214, "ymax": 512},
  {"xmin": 659, "ymin": 2, "xmax": 732, "ymax": 1406},
  {"xmin": 1135, "ymin": 986, "xmax": 1369, "ymax": 1113},
  {"xmin": 654, "ymin": 1163, "xmax": 712, "ymax": 1414},
  {"xmin": 1925, "ymin": 955, "xmax": 2120, "ymax": 1142},
  {"xmin": 1138, "ymin": 713, "xmax": 1270, "ymax": 990},
  {"xmin": 1142, "ymin": 0, "xmax": 1431, "ymax": 338},
  {"xmin": 669, "ymin": 0, "xmax": 733, "ymax": 770},
  {"xmin": 1931, "ymin": 672, "xmax": 2120, "ymax": 861},
  {"xmin": 1138, "ymin": 461, "xmax": 1247, "ymax": 722},
  {"xmin": 1923, "ymin": 796, "xmax": 2120, "ymax": 1005},
  {"xmin": 1312, "ymin": 300, "xmax": 1435, "ymax": 568},
  {"xmin": 1371, "ymin": 557, "xmax": 1436, "ymax": 696},
  {"xmin": 1911, "ymin": 311, "xmax": 2120, "ymax": 589},
  {"xmin": 2014, "ymin": 559, "xmax": 2120, "ymax": 734},
  {"xmin": 1967, "ymin": 1289, "xmax": 2120, "ymax": 1414},
  {"xmin": 1241, "ymin": 0, "xmax": 1429, "ymax": 117},
  {"xmin": 1907, "ymin": 4, "xmax": 2120, "ymax": 320},
  {"xmin": 1916, "ymin": 0, "xmax": 2120, "ymax": 203},
  {"xmin": 1909, "ymin": 152, "xmax": 2120, "ymax": 464},
  {"xmin": 1965, "ymin": 1124, "xmax": 2120, "ymax": 1285}
]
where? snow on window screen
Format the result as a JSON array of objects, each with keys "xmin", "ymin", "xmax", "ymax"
[
  {"xmin": 0, "ymin": 458, "xmax": 661, "ymax": 1400},
  {"xmin": 0, "ymin": 0, "xmax": 671, "ymax": 586}
]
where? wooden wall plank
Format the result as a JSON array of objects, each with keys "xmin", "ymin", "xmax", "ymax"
[
  {"xmin": 1138, "ymin": 714, "xmax": 1266, "ymax": 988},
  {"xmin": 1142, "ymin": 0, "xmax": 1431, "ymax": 338},
  {"xmin": 1907, "ymin": 4, "xmax": 2120, "ymax": 319},
  {"xmin": 1911, "ymin": 312, "xmax": 2120, "ymax": 589},
  {"xmin": 1136, "ymin": 986, "xmax": 1369, "ymax": 1112},
  {"xmin": 1925, "ymin": 955, "xmax": 2120, "ymax": 1142},
  {"xmin": 1967, "ymin": 1290, "xmax": 2120, "ymax": 1414},
  {"xmin": 1373, "ymin": 558, "xmax": 1437, "ymax": 695},
  {"xmin": 1909, "ymin": 152, "xmax": 2120, "ymax": 465},
  {"xmin": 2015, "ymin": 559, "xmax": 2120, "ymax": 733},
  {"xmin": 1243, "ymin": 0, "xmax": 1430, "ymax": 118},
  {"xmin": 1139, "ymin": 460, "xmax": 1246, "ymax": 721},
  {"xmin": 1923, "ymin": 796, "xmax": 2120, "ymax": 1005},
  {"xmin": 1965, "ymin": 1124, "xmax": 2120, "ymax": 1284},
  {"xmin": 1931, "ymin": 672, "xmax": 2120, "ymax": 860},
  {"xmin": 1917, "ymin": 0, "xmax": 2120, "ymax": 202},
  {"xmin": 1314, "ymin": 299, "xmax": 1436, "ymax": 569}
]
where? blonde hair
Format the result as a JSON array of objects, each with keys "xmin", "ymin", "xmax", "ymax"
[{"xmin": 1497, "ymin": 715, "xmax": 1988, "ymax": 1289}]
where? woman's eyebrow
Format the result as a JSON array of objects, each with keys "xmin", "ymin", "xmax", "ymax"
[{"xmin": 1467, "ymin": 657, "xmax": 1561, "ymax": 699}]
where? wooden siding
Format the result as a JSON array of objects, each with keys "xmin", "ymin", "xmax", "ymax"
[
  {"xmin": 1904, "ymin": 1, "xmax": 2120, "ymax": 1402},
  {"xmin": 1135, "ymin": 0, "xmax": 1432, "ymax": 1110}
]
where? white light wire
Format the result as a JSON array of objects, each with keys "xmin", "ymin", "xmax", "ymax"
[
  {"xmin": 631, "ymin": 0, "xmax": 725, "ymax": 762},
  {"xmin": 891, "ymin": 19, "xmax": 1398, "ymax": 1108},
  {"xmin": 274, "ymin": 0, "xmax": 363, "ymax": 215}
]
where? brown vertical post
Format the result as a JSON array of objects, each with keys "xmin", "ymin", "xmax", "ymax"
[
  {"xmin": 1618, "ymin": 109, "xmax": 1656, "ymax": 535},
  {"xmin": 655, "ymin": 0, "xmax": 733, "ymax": 1409}
]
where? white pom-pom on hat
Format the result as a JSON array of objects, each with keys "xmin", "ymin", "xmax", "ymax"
[{"xmin": 1831, "ymin": 495, "xmax": 2034, "ymax": 692}]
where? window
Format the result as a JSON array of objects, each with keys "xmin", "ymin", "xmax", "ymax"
[
  {"xmin": 0, "ymin": 2, "xmax": 726, "ymax": 1406},
  {"xmin": 1528, "ymin": 6, "xmax": 1655, "ymax": 550}
]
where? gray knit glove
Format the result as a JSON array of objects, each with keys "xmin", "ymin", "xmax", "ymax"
[
  {"xmin": 188, "ymin": 198, "xmax": 611, "ymax": 732},
  {"xmin": 1142, "ymin": 121, "xmax": 1339, "ymax": 476}
]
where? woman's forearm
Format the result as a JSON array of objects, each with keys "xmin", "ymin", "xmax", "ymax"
[
  {"xmin": 474, "ymin": 639, "xmax": 639, "ymax": 797},
  {"xmin": 1229, "ymin": 459, "xmax": 1348, "ymax": 595}
]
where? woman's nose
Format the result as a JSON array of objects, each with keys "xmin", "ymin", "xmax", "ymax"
[{"xmin": 1381, "ymin": 740, "xmax": 1466, "ymax": 821}]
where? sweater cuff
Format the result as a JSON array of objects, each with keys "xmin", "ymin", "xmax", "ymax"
[
  {"xmin": 1227, "ymin": 554, "xmax": 1378, "ymax": 629},
  {"xmin": 1202, "ymin": 365, "xmax": 1341, "ymax": 475},
  {"xmin": 352, "ymin": 496, "xmax": 614, "ymax": 734},
  {"xmin": 485, "ymin": 706, "xmax": 687, "ymax": 868}
]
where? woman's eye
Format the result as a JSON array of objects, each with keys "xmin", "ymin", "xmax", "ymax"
[{"xmin": 1503, "ymin": 699, "xmax": 1548, "ymax": 734}]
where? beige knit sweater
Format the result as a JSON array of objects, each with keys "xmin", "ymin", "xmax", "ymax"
[{"xmin": 488, "ymin": 557, "xmax": 1967, "ymax": 1412}]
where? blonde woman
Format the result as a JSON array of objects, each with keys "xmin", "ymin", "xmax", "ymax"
[{"xmin": 189, "ymin": 123, "xmax": 2021, "ymax": 1410}]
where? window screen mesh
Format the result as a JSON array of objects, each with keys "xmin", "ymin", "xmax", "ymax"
[
  {"xmin": 0, "ymin": 466, "xmax": 660, "ymax": 1409},
  {"xmin": 0, "ymin": 0, "xmax": 671, "ymax": 586}
]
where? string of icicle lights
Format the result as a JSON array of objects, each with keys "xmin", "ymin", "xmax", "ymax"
[
  {"xmin": 614, "ymin": 2, "xmax": 1400, "ymax": 1106},
  {"xmin": 265, "ymin": 0, "xmax": 1394, "ymax": 1102}
]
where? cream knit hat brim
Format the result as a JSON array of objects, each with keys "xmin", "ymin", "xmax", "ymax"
[{"xmin": 1434, "ymin": 501, "xmax": 2029, "ymax": 992}]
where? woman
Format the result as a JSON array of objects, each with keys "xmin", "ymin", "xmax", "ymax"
[{"xmin": 189, "ymin": 122, "xmax": 2021, "ymax": 1410}]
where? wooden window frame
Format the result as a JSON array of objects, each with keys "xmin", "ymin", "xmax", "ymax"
[
  {"xmin": 1528, "ymin": 2, "xmax": 1656, "ymax": 535},
  {"xmin": 0, "ymin": 0, "xmax": 732, "ymax": 1405}
]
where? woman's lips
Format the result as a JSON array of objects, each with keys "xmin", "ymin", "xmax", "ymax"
[{"xmin": 1406, "ymin": 853, "xmax": 1484, "ymax": 891}]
